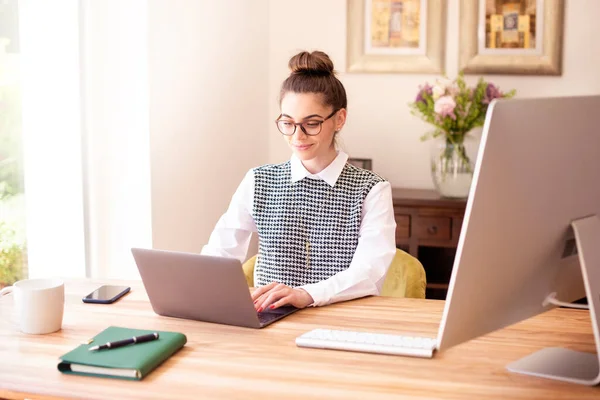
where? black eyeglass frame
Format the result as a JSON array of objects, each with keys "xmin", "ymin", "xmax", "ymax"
[{"xmin": 275, "ymin": 108, "xmax": 339, "ymax": 136}]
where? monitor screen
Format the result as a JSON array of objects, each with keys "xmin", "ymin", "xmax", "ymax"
[{"xmin": 436, "ymin": 95, "xmax": 600, "ymax": 385}]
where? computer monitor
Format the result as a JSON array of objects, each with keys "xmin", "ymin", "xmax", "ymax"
[{"xmin": 435, "ymin": 95, "xmax": 600, "ymax": 386}]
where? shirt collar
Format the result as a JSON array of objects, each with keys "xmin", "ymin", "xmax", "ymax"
[{"xmin": 290, "ymin": 151, "xmax": 349, "ymax": 187}]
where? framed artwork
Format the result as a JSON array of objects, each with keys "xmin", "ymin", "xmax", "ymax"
[
  {"xmin": 347, "ymin": 0, "xmax": 446, "ymax": 74},
  {"xmin": 348, "ymin": 158, "xmax": 373, "ymax": 170},
  {"xmin": 459, "ymin": 0, "xmax": 564, "ymax": 75}
]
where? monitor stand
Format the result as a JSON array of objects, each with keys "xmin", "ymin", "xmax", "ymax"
[{"xmin": 507, "ymin": 215, "xmax": 600, "ymax": 386}]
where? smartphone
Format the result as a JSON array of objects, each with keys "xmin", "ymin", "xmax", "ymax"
[{"xmin": 82, "ymin": 285, "xmax": 131, "ymax": 304}]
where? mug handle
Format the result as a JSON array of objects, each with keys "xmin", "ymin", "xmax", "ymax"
[{"xmin": 0, "ymin": 286, "xmax": 13, "ymax": 296}]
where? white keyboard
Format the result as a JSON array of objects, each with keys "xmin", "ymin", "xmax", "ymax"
[{"xmin": 296, "ymin": 329, "xmax": 437, "ymax": 358}]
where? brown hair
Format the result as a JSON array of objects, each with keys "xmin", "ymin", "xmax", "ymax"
[{"xmin": 279, "ymin": 51, "xmax": 347, "ymax": 111}]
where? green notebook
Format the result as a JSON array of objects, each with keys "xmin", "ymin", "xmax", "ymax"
[{"xmin": 58, "ymin": 326, "xmax": 187, "ymax": 380}]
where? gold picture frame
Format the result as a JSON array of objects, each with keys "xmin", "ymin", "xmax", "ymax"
[
  {"xmin": 459, "ymin": 0, "xmax": 564, "ymax": 75},
  {"xmin": 347, "ymin": 0, "xmax": 446, "ymax": 74}
]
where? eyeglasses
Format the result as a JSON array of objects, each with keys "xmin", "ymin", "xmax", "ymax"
[{"xmin": 275, "ymin": 109, "xmax": 339, "ymax": 136}]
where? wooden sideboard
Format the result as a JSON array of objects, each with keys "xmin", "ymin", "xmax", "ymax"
[{"xmin": 392, "ymin": 188, "xmax": 467, "ymax": 300}]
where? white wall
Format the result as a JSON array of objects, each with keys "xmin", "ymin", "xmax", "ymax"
[
  {"xmin": 148, "ymin": 0, "xmax": 269, "ymax": 253},
  {"xmin": 80, "ymin": 0, "xmax": 599, "ymax": 277},
  {"xmin": 268, "ymin": 0, "xmax": 600, "ymax": 188}
]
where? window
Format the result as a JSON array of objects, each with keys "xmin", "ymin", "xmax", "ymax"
[
  {"xmin": 0, "ymin": 0, "xmax": 26, "ymax": 288},
  {"xmin": 1, "ymin": 1, "xmax": 152, "ymax": 283}
]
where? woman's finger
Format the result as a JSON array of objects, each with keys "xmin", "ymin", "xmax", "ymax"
[
  {"xmin": 253, "ymin": 283, "xmax": 285, "ymax": 309},
  {"xmin": 254, "ymin": 291, "xmax": 272, "ymax": 309},
  {"xmin": 257, "ymin": 287, "xmax": 289, "ymax": 312},
  {"xmin": 251, "ymin": 282, "xmax": 278, "ymax": 301},
  {"xmin": 257, "ymin": 288, "xmax": 288, "ymax": 311},
  {"xmin": 268, "ymin": 294, "xmax": 294, "ymax": 310}
]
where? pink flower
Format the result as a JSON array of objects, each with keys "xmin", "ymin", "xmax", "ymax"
[{"xmin": 434, "ymin": 95, "xmax": 457, "ymax": 120}]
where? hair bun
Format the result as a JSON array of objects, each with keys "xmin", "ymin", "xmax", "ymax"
[{"xmin": 288, "ymin": 51, "xmax": 335, "ymax": 76}]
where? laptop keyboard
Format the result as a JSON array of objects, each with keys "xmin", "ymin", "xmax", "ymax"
[
  {"xmin": 257, "ymin": 312, "xmax": 280, "ymax": 325},
  {"xmin": 257, "ymin": 305, "xmax": 297, "ymax": 325}
]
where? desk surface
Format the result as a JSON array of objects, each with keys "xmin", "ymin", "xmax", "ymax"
[{"xmin": 0, "ymin": 280, "xmax": 597, "ymax": 399}]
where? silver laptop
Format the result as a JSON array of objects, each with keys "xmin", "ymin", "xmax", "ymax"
[{"xmin": 131, "ymin": 248, "xmax": 299, "ymax": 328}]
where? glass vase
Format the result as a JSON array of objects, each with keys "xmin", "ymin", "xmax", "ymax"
[{"xmin": 430, "ymin": 139, "xmax": 474, "ymax": 199}]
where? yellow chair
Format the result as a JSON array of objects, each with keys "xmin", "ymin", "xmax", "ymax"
[{"xmin": 241, "ymin": 248, "xmax": 426, "ymax": 299}]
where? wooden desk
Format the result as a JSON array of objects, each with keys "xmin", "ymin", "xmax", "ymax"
[
  {"xmin": 1, "ymin": 280, "xmax": 598, "ymax": 399},
  {"xmin": 392, "ymin": 188, "xmax": 467, "ymax": 299}
]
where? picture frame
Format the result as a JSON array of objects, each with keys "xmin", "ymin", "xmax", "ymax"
[
  {"xmin": 346, "ymin": 0, "xmax": 446, "ymax": 74},
  {"xmin": 459, "ymin": 0, "xmax": 564, "ymax": 75},
  {"xmin": 348, "ymin": 158, "xmax": 373, "ymax": 170}
]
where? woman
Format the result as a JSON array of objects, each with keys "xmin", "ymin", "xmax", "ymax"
[{"xmin": 201, "ymin": 50, "xmax": 396, "ymax": 311}]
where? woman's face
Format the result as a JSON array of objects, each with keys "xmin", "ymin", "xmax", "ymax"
[{"xmin": 278, "ymin": 92, "xmax": 346, "ymax": 164}]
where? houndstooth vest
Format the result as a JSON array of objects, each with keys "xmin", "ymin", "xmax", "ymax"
[{"xmin": 252, "ymin": 161, "xmax": 384, "ymax": 287}]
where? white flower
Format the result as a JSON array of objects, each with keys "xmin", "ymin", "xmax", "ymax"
[
  {"xmin": 432, "ymin": 85, "xmax": 445, "ymax": 100},
  {"xmin": 436, "ymin": 77, "xmax": 453, "ymax": 89}
]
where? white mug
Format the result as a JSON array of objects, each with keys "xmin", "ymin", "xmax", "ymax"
[{"xmin": 0, "ymin": 278, "xmax": 65, "ymax": 334}]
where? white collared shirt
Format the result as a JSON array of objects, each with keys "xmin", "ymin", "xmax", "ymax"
[{"xmin": 201, "ymin": 151, "xmax": 397, "ymax": 306}]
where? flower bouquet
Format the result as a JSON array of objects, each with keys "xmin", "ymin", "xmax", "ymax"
[{"xmin": 409, "ymin": 74, "xmax": 515, "ymax": 197}]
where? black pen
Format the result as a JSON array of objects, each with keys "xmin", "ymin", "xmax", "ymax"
[{"xmin": 88, "ymin": 332, "xmax": 159, "ymax": 351}]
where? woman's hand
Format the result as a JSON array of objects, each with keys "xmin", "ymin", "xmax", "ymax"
[{"xmin": 251, "ymin": 282, "xmax": 314, "ymax": 311}]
